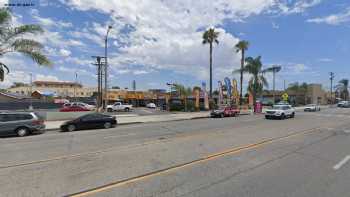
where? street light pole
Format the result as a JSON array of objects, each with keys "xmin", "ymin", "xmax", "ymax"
[
  {"xmin": 104, "ymin": 25, "xmax": 112, "ymax": 111},
  {"xmin": 330, "ymin": 72, "xmax": 335, "ymax": 104}
]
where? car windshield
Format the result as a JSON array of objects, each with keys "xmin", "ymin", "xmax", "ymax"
[{"xmin": 272, "ymin": 105, "xmax": 285, "ymax": 110}]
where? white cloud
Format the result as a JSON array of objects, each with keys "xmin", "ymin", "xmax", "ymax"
[
  {"xmin": 272, "ymin": 22, "xmax": 280, "ymax": 29},
  {"xmin": 277, "ymin": 0, "xmax": 321, "ymax": 14},
  {"xmin": 59, "ymin": 49, "xmax": 71, "ymax": 57},
  {"xmin": 0, "ymin": 0, "xmax": 8, "ymax": 7},
  {"xmin": 307, "ymin": 7, "xmax": 350, "ymax": 25},
  {"xmin": 31, "ymin": 9, "xmax": 73, "ymax": 28},
  {"xmin": 133, "ymin": 70, "xmax": 149, "ymax": 75},
  {"xmin": 36, "ymin": 74, "xmax": 59, "ymax": 81},
  {"xmin": 318, "ymin": 58, "xmax": 333, "ymax": 62},
  {"xmin": 58, "ymin": 66, "xmax": 96, "ymax": 78},
  {"xmin": 0, "ymin": 71, "xmax": 30, "ymax": 88},
  {"xmin": 61, "ymin": 0, "xmax": 320, "ymax": 82}
]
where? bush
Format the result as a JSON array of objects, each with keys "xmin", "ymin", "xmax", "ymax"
[
  {"xmin": 169, "ymin": 102, "xmax": 184, "ymax": 111},
  {"xmin": 209, "ymin": 99, "xmax": 217, "ymax": 110},
  {"xmin": 186, "ymin": 100, "xmax": 196, "ymax": 112}
]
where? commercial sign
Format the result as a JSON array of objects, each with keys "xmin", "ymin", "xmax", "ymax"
[
  {"xmin": 282, "ymin": 93, "xmax": 289, "ymax": 101},
  {"xmin": 224, "ymin": 77, "xmax": 232, "ymax": 98}
]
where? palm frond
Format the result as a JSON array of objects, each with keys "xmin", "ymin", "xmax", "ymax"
[
  {"xmin": 17, "ymin": 49, "xmax": 52, "ymax": 66},
  {"xmin": 263, "ymin": 65, "xmax": 281, "ymax": 73},
  {"xmin": 0, "ymin": 8, "xmax": 11, "ymax": 26},
  {"xmin": 0, "ymin": 62, "xmax": 9, "ymax": 81},
  {"xmin": 12, "ymin": 39, "xmax": 43, "ymax": 51},
  {"xmin": 260, "ymin": 75, "xmax": 269, "ymax": 87}
]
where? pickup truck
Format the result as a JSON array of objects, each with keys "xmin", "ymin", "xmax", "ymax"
[{"xmin": 107, "ymin": 102, "xmax": 133, "ymax": 112}]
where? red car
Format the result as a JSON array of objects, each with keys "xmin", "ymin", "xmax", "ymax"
[
  {"xmin": 210, "ymin": 106, "xmax": 240, "ymax": 118},
  {"xmin": 59, "ymin": 105, "xmax": 90, "ymax": 112}
]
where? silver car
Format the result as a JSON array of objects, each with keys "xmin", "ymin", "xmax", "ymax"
[{"xmin": 0, "ymin": 112, "xmax": 45, "ymax": 137}]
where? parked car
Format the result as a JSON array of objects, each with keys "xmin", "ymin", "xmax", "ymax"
[
  {"xmin": 63, "ymin": 102, "xmax": 95, "ymax": 110},
  {"xmin": 107, "ymin": 102, "xmax": 133, "ymax": 112},
  {"xmin": 304, "ymin": 104, "xmax": 321, "ymax": 112},
  {"xmin": 0, "ymin": 112, "xmax": 45, "ymax": 137},
  {"xmin": 211, "ymin": 106, "xmax": 240, "ymax": 118},
  {"xmin": 60, "ymin": 113, "xmax": 117, "ymax": 132},
  {"xmin": 265, "ymin": 105, "xmax": 295, "ymax": 119},
  {"xmin": 337, "ymin": 101, "xmax": 349, "ymax": 108},
  {"xmin": 146, "ymin": 103, "xmax": 157, "ymax": 109},
  {"xmin": 59, "ymin": 105, "xmax": 90, "ymax": 112}
]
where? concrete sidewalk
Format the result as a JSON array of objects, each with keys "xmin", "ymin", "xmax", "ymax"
[{"xmin": 44, "ymin": 112, "xmax": 211, "ymax": 130}]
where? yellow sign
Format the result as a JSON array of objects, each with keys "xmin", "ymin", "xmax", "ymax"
[{"xmin": 282, "ymin": 93, "xmax": 289, "ymax": 101}]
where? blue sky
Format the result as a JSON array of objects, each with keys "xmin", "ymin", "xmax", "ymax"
[{"xmin": 2, "ymin": 0, "xmax": 350, "ymax": 92}]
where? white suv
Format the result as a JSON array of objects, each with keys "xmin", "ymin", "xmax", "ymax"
[{"xmin": 265, "ymin": 105, "xmax": 295, "ymax": 119}]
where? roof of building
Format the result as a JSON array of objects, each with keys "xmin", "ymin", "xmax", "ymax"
[
  {"xmin": 0, "ymin": 92, "xmax": 31, "ymax": 100},
  {"xmin": 33, "ymin": 81, "xmax": 82, "ymax": 86}
]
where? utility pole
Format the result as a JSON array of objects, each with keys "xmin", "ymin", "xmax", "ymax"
[
  {"xmin": 92, "ymin": 56, "xmax": 105, "ymax": 110},
  {"xmin": 104, "ymin": 25, "xmax": 112, "ymax": 111},
  {"xmin": 74, "ymin": 72, "xmax": 78, "ymax": 102},
  {"xmin": 132, "ymin": 80, "xmax": 136, "ymax": 91},
  {"xmin": 330, "ymin": 72, "xmax": 335, "ymax": 104},
  {"xmin": 29, "ymin": 73, "xmax": 33, "ymax": 110},
  {"xmin": 284, "ymin": 80, "xmax": 286, "ymax": 91}
]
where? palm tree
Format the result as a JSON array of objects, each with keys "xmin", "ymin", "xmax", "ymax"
[
  {"xmin": 202, "ymin": 28, "xmax": 219, "ymax": 99},
  {"xmin": 263, "ymin": 65, "xmax": 281, "ymax": 104},
  {"xmin": 242, "ymin": 56, "xmax": 269, "ymax": 106},
  {"xmin": 234, "ymin": 40, "xmax": 249, "ymax": 105},
  {"xmin": 0, "ymin": 8, "xmax": 51, "ymax": 81},
  {"xmin": 336, "ymin": 79, "xmax": 349, "ymax": 100}
]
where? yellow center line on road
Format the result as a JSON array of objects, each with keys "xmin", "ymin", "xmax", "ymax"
[{"xmin": 67, "ymin": 127, "xmax": 323, "ymax": 197}]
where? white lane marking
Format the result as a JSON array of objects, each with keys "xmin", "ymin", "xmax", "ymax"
[
  {"xmin": 103, "ymin": 133, "xmax": 137, "ymax": 139},
  {"xmin": 333, "ymin": 155, "xmax": 350, "ymax": 170}
]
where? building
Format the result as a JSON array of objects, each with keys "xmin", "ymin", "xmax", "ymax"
[
  {"xmin": 262, "ymin": 84, "xmax": 328, "ymax": 105},
  {"xmin": 7, "ymin": 81, "xmax": 97, "ymax": 98}
]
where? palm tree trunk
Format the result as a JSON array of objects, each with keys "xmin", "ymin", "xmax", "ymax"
[
  {"xmin": 209, "ymin": 42, "xmax": 213, "ymax": 99},
  {"xmin": 239, "ymin": 50, "xmax": 244, "ymax": 106}
]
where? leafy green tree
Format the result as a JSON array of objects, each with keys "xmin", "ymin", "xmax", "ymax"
[
  {"xmin": 202, "ymin": 28, "xmax": 219, "ymax": 98},
  {"xmin": 0, "ymin": 8, "xmax": 51, "ymax": 81},
  {"xmin": 234, "ymin": 40, "xmax": 249, "ymax": 105},
  {"xmin": 242, "ymin": 56, "xmax": 269, "ymax": 105},
  {"xmin": 336, "ymin": 79, "xmax": 349, "ymax": 100},
  {"xmin": 174, "ymin": 84, "xmax": 193, "ymax": 111}
]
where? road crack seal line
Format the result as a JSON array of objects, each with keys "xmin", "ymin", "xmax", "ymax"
[{"xmin": 66, "ymin": 127, "xmax": 323, "ymax": 197}]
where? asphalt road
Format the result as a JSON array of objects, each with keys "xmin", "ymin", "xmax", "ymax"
[{"xmin": 0, "ymin": 107, "xmax": 350, "ymax": 197}]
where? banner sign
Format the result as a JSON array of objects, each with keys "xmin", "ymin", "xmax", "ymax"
[
  {"xmin": 218, "ymin": 81, "xmax": 223, "ymax": 105},
  {"xmin": 224, "ymin": 77, "xmax": 232, "ymax": 98}
]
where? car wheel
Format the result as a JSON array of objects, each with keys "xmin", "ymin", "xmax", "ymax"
[
  {"xmin": 107, "ymin": 108, "xmax": 113, "ymax": 112},
  {"xmin": 16, "ymin": 127, "xmax": 29, "ymax": 137},
  {"xmin": 220, "ymin": 113, "xmax": 224, "ymax": 118},
  {"xmin": 104, "ymin": 122, "xmax": 112, "ymax": 129},
  {"xmin": 265, "ymin": 116, "xmax": 270, "ymax": 119},
  {"xmin": 280, "ymin": 114, "xmax": 285, "ymax": 120},
  {"xmin": 67, "ymin": 124, "xmax": 76, "ymax": 132},
  {"xmin": 291, "ymin": 112, "xmax": 295, "ymax": 118},
  {"xmin": 124, "ymin": 108, "xmax": 130, "ymax": 112}
]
